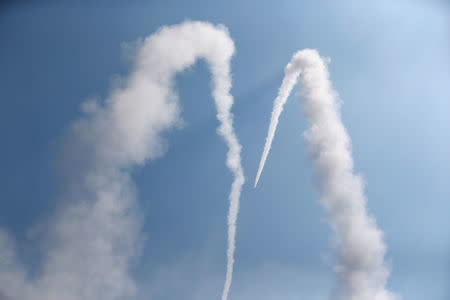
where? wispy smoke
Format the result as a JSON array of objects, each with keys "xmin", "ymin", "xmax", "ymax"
[
  {"xmin": 255, "ymin": 49, "xmax": 398, "ymax": 300},
  {"xmin": 254, "ymin": 59, "xmax": 300, "ymax": 187},
  {"xmin": 0, "ymin": 21, "xmax": 244, "ymax": 300}
]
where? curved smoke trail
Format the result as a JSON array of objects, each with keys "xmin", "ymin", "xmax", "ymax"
[
  {"xmin": 0, "ymin": 21, "xmax": 244, "ymax": 300},
  {"xmin": 255, "ymin": 49, "xmax": 398, "ymax": 300}
]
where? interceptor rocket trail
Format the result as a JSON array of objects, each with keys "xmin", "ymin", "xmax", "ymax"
[{"xmin": 255, "ymin": 49, "xmax": 398, "ymax": 300}]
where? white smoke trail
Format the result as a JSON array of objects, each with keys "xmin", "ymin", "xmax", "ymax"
[
  {"xmin": 0, "ymin": 21, "xmax": 244, "ymax": 300},
  {"xmin": 254, "ymin": 62, "xmax": 300, "ymax": 187},
  {"xmin": 255, "ymin": 49, "xmax": 398, "ymax": 300}
]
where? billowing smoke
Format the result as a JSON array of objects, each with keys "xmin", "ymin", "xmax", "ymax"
[
  {"xmin": 255, "ymin": 49, "xmax": 398, "ymax": 300},
  {"xmin": 0, "ymin": 21, "xmax": 244, "ymax": 300}
]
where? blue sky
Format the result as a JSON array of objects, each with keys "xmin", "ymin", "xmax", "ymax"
[{"xmin": 0, "ymin": 0, "xmax": 449, "ymax": 299}]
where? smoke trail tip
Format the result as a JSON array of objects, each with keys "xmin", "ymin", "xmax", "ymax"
[{"xmin": 254, "ymin": 170, "xmax": 261, "ymax": 188}]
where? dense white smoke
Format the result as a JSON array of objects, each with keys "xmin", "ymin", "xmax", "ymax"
[
  {"xmin": 255, "ymin": 49, "xmax": 398, "ymax": 300},
  {"xmin": 0, "ymin": 21, "xmax": 244, "ymax": 300}
]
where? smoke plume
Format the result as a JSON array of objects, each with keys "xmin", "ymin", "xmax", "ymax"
[
  {"xmin": 255, "ymin": 49, "xmax": 398, "ymax": 300},
  {"xmin": 0, "ymin": 21, "xmax": 244, "ymax": 300}
]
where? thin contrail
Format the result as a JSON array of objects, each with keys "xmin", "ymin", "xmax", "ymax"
[
  {"xmin": 254, "ymin": 61, "xmax": 300, "ymax": 187},
  {"xmin": 0, "ymin": 21, "xmax": 244, "ymax": 300},
  {"xmin": 255, "ymin": 49, "xmax": 398, "ymax": 300}
]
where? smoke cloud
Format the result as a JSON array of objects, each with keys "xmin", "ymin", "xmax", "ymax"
[
  {"xmin": 0, "ymin": 21, "xmax": 244, "ymax": 300},
  {"xmin": 255, "ymin": 49, "xmax": 398, "ymax": 300}
]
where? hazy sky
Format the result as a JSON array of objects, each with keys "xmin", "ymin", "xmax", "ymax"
[{"xmin": 0, "ymin": 0, "xmax": 449, "ymax": 299}]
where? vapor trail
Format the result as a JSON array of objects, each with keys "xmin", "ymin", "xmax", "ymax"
[
  {"xmin": 254, "ymin": 62, "xmax": 300, "ymax": 187},
  {"xmin": 255, "ymin": 49, "xmax": 398, "ymax": 300},
  {"xmin": 0, "ymin": 21, "xmax": 244, "ymax": 300}
]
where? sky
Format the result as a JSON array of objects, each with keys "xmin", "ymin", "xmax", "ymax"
[{"xmin": 0, "ymin": 0, "xmax": 449, "ymax": 299}]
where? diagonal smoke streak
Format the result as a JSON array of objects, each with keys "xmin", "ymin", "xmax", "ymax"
[
  {"xmin": 255, "ymin": 49, "xmax": 399, "ymax": 300},
  {"xmin": 0, "ymin": 21, "xmax": 244, "ymax": 300},
  {"xmin": 254, "ymin": 64, "xmax": 299, "ymax": 187}
]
